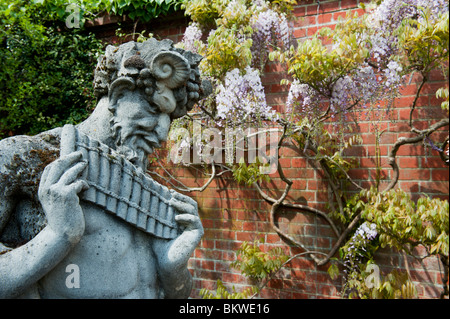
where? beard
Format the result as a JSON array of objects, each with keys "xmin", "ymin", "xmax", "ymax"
[{"xmin": 110, "ymin": 116, "xmax": 149, "ymax": 168}]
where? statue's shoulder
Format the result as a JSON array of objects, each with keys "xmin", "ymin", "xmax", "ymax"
[
  {"xmin": 0, "ymin": 127, "xmax": 61, "ymax": 196},
  {"xmin": 0, "ymin": 128, "xmax": 62, "ymax": 248},
  {"xmin": 0, "ymin": 127, "xmax": 61, "ymax": 167}
]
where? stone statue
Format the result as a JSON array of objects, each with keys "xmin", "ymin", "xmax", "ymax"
[{"xmin": 0, "ymin": 38, "xmax": 211, "ymax": 298}]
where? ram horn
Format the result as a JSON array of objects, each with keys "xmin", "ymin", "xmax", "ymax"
[
  {"xmin": 108, "ymin": 77, "xmax": 136, "ymax": 111},
  {"xmin": 150, "ymin": 51, "xmax": 190, "ymax": 89}
]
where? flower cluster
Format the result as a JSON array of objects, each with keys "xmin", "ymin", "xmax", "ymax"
[
  {"xmin": 216, "ymin": 67, "xmax": 276, "ymax": 126},
  {"xmin": 383, "ymin": 60, "xmax": 403, "ymax": 90},
  {"xmin": 220, "ymin": 0, "xmax": 250, "ymax": 27},
  {"xmin": 287, "ymin": 62, "xmax": 398, "ymax": 122},
  {"xmin": 251, "ymin": 8, "xmax": 290, "ymax": 69},
  {"xmin": 343, "ymin": 222, "xmax": 378, "ymax": 275},
  {"xmin": 286, "ymin": 80, "xmax": 320, "ymax": 117},
  {"xmin": 369, "ymin": 32, "xmax": 395, "ymax": 63},
  {"xmin": 180, "ymin": 23, "xmax": 203, "ymax": 54},
  {"xmin": 372, "ymin": 0, "xmax": 448, "ymax": 29},
  {"xmin": 368, "ymin": 0, "xmax": 448, "ymax": 62},
  {"xmin": 332, "ymin": 64, "xmax": 387, "ymax": 113}
]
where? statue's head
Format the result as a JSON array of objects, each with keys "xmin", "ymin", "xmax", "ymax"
[{"xmin": 93, "ymin": 38, "xmax": 211, "ymax": 163}]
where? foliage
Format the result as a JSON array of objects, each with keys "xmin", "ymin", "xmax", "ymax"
[
  {"xmin": 398, "ymin": 7, "xmax": 449, "ymax": 74},
  {"xmin": 231, "ymin": 237, "xmax": 289, "ymax": 281},
  {"xmin": 360, "ymin": 188, "xmax": 449, "ymax": 256},
  {"xmin": 35, "ymin": 0, "xmax": 184, "ymax": 24},
  {"xmin": 1, "ymin": 0, "xmax": 183, "ymax": 138},
  {"xmin": 233, "ymin": 158, "xmax": 271, "ymax": 187},
  {"xmin": 436, "ymin": 87, "xmax": 449, "ymax": 111},
  {"xmin": 337, "ymin": 187, "xmax": 449, "ymax": 257},
  {"xmin": 344, "ymin": 265, "xmax": 417, "ymax": 299},
  {"xmin": 0, "ymin": 0, "xmax": 103, "ymax": 138},
  {"xmin": 200, "ymin": 280, "xmax": 258, "ymax": 299},
  {"xmin": 172, "ymin": 0, "xmax": 291, "ymax": 177},
  {"xmin": 335, "ymin": 220, "xmax": 417, "ymax": 298},
  {"xmin": 198, "ymin": 25, "xmax": 253, "ymax": 79},
  {"xmin": 200, "ymin": 238, "xmax": 288, "ymax": 299},
  {"xmin": 107, "ymin": 0, "xmax": 183, "ymax": 21},
  {"xmin": 329, "ymin": 187, "xmax": 448, "ymax": 298}
]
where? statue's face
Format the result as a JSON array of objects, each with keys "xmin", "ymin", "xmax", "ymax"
[{"xmin": 110, "ymin": 89, "xmax": 170, "ymax": 163}]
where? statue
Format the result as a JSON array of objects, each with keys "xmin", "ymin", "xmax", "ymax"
[{"xmin": 0, "ymin": 38, "xmax": 211, "ymax": 298}]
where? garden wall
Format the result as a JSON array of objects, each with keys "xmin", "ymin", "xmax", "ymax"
[{"xmin": 87, "ymin": 0, "xmax": 449, "ymax": 299}]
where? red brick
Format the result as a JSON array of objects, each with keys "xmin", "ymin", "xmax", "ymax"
[
  {"xmin": 398, "ymin": 157, "xmax": 420, "ymax": 168},
  {"xmin": 318, "ymin": 12, "xmax": 333, "ymax": 24},
  {"xmin": 293, "ymin": 5, "xmax": 306, "ymax": 17},
  {"xmin": 400, "ymin": 169, "xmax": 430, "ymax": 180},
  {"xmin": 431, "ymin": 169, "xmax": 449, "ymax": 181},
  {"xmin": 419, "ymin": 181, "xmax": 449, "ymax": 195},
  {"xmin": 422, "ymin": 156, "xmax": 447, "ymax": 168},
  {"xmin": 350, "ymin": 8, "xmax": 366, "ymax": 17},
  {"xmin": 398, "ymin": 181, "xmax": 420, "ymax": 193},
  {"xmin": 321, "ymin": 1, "xmax": 341, "ymax": 13},
  {"xmin": 293, "ymin": 27, "xmax": 307, "ymax": 39},
  {"xmin": 236, "ymin": 231, "xmax": 257, "ymax": 242},
  {"xmin": 278, "ymin": 157, "xmax": 291, "ymax": 168},
  {"xmin": 341, "ymin": 0, "xmax": 359, "ymax": 10},
  {"xmin": 307, "ymin": 26, "xmax": 319, "ymax": 37},
  {"xmin": 307, "ymin": 4, "xmax": 321, "ymax": 15}
]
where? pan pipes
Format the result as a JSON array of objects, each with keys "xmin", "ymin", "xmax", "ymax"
[{"xmin": 60, "ymin": 124, "xmax": 179, "ymax": 239}]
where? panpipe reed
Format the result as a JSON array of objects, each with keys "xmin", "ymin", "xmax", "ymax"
[{"xmin": 96, "ymin": 143, "xmax": 110, "ymax": 207}]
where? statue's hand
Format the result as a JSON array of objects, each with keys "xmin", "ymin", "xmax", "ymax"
[
  {"xmin": 154, "ymin": 192, "xmax": 203, "ymax": 273},
  {"xmin": 38, "ymin": 151, "xmax": 89, "ymax": 243}
]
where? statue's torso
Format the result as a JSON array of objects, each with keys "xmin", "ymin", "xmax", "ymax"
[{"xmin": 37, "ymin": 202, "xmax": 160, "ymax": 299}]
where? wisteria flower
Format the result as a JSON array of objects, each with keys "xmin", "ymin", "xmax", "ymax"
[
  {"xmin": 216, "ymin": 67, "xmax": 276, "ymax": 125},
  {"xmin": 251, "ymin": 8, "xmax": 290, "ymax": 68},
  {"xmin": 180, "ymin": 23, "xmax": 202, "ymax": 53}
]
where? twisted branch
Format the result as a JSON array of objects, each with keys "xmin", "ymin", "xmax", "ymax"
[{"xmin": 385, "ymin": 118, "xmax": 449, "ymax": 192}]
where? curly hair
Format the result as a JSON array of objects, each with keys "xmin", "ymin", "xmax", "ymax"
[{"xmin": 93, "ymin": 38, "xmax": 211, "ymax": 119}]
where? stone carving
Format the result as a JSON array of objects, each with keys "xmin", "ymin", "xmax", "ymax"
[{"xmin": 0, "ymin": 38, "xmax": 211, "ymax": 298}]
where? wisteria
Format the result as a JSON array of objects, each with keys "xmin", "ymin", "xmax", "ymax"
[
  {"xmin": 343, "ymin": 222, "xmax": 378, "ymax": 275},
  {"xmin": 368, "ymin": 0, "xmax": 449, "ymax": 62},
  {"xmin": 371, "ymin": 0, "xmax": 449, "ymax": 29},
  {"xmin": 216, "ymin": 67, "xmax": 276, "ymax": 125},
  {"xmin": 220, "ymin": 0, "xmax": 248, "ymax": 26},
  {"xmin": 251, "ymin": 7, "xmax": 290, "ymax": 69},
  {"xmin": 383, "ymin": 60, "xmax": 404, "ymax": 90},
  {"xmin": 286, "ymin": 80, "xmax": 320, "ymax": 117},
  {"xmin": 180, "ymin": 22, "xmax": 202, "ymax": 53},
  {"xmin": 287, "ymin": 61, "xmax": 398, "ymax": 123},
  {"xmin": 369, "ymin": 32, "xmax": 395, "ymax": 63},
  {"xmin": 285, "ymin": 0, "xmax": 448, "ymax": 124}
]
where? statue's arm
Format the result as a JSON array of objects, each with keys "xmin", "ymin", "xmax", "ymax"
[
  {"xmin": 152, "ymin": 192, "xmax": 203, "ymax": 299},
  {"xmin": 0, "ymin": 140, "xmax": 88, "ymax": 298},
  {"xmin": 0, "ymin": 215, "xmax": 77, "ymax": 298}
]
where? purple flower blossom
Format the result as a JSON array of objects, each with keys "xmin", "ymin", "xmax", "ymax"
[
  {"xmin": 343, "ymin": 222, "xmax": 378, "ymax": 275},
  {"xmin": 180, "ymin": 23, "xmax": 202, "ymax": 53},
  {"xmin": 286, "ymin": 80, "xmax": 319, "ymax": 113},
  {"xmin": 251, "ymin": 8, "xmax": 290, "ymax": 69},
  {"xmin": 384, "ymin": 60, "xmax": 403, "ymax": 89},
  {"xmin": 216, "ymin": 67, "xmax": 276, "ymax": 125}
]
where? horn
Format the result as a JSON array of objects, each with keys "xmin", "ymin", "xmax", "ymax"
[
  {"xmin": 108, "ymin": 77, "xmax": 136, "ymax": 111},
  {"xmin": 150, "ymin": 51, "xmax": 190, "ymax": 89}
]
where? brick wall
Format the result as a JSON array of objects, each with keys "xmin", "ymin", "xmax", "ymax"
[{"xmin": 87, "ymin": 0, "xmax": 449, "ymax": 299}]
